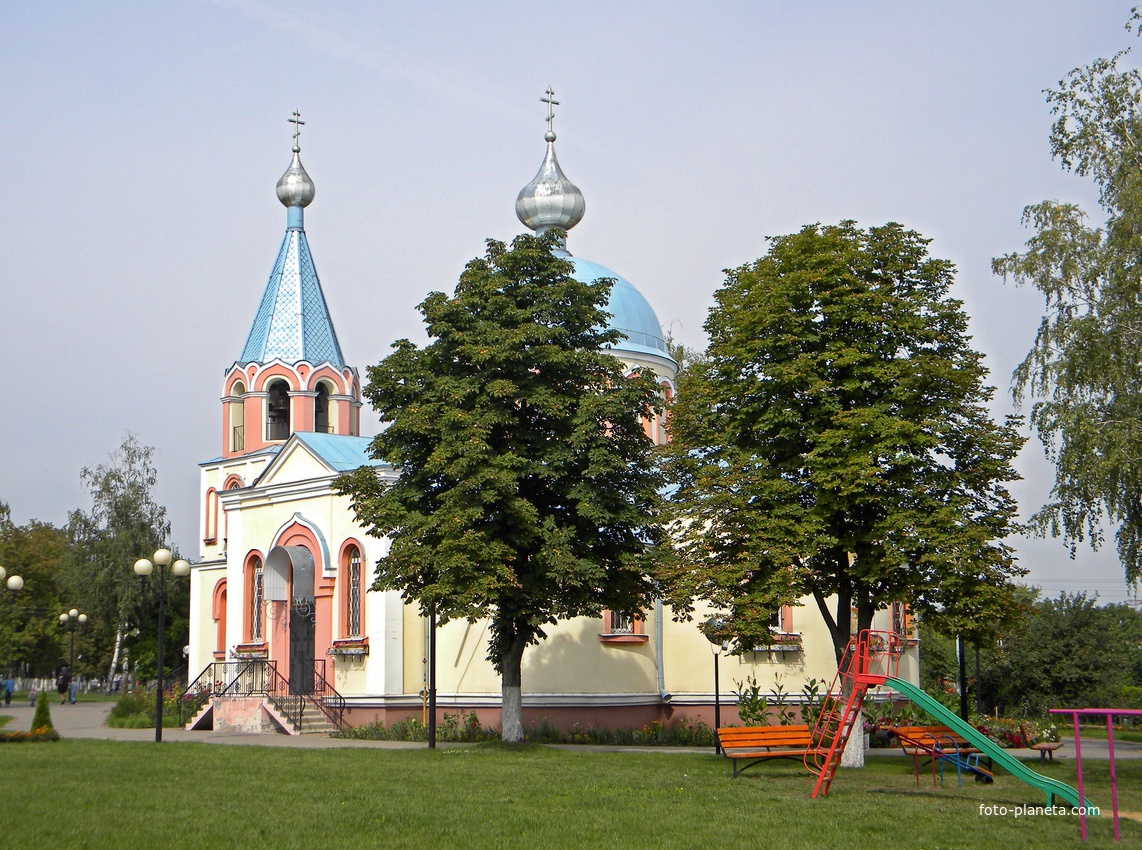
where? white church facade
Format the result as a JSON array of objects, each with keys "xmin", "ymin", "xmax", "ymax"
[{"xmin": 185, "ymin": 104, "xmax": 918, "ymax": 733}]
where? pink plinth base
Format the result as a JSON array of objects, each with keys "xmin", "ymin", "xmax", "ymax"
[{"xmin": 212, "ymin": 697, "xmax": 268, "ymax": 734}]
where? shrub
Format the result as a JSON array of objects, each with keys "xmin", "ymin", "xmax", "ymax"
[
  {"xmin": 32, "ymin": 691, "xmax": 54, "ymax": 732},
  {"xmin": 334, "ymin": 715, "xmax": 715, "ymax": 746},
  {"xmin": 733, "ymin": 675, "xmax": 769, "ymax": 726}
]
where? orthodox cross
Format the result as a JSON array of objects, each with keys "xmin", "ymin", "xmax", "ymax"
[
  {"xmin": 288, "ymin": 110, "xmax": 305, "ymax": 147},
  {"xmin": 540, "ymin": 86, "xmax": 559, "ymax": 133}
]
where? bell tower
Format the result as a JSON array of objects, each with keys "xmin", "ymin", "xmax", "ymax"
[{"xmin": 221, "ymin": 111, "xmax": 362, "ymax": 459}]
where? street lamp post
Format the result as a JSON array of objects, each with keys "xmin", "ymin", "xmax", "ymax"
[
  {"xmin": 59, "ymin": 608, "xmax": 88, "ymax": 672},
  {"xmin": 703, "ymin": 617, "xmax": 729, "ymax": 755},
  {"xmin": 134, "ymin": 548, "xmax": 190, "ymax": 743}
]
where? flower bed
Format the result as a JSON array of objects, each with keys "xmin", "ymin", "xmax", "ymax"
[{"xmin": 0, "ymin": 727, "xmax": 60, "ymax": 743}]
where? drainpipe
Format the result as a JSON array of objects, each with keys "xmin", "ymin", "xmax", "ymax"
[{"xmin": 655, "ymin": 598, "xmax": 671, "ymax": 704}]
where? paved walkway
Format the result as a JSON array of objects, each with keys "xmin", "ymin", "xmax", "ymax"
[
  {"xmin": 5, "ymin": 699, "xmax": 1141, "ymax": 758},
  {"xmin": 4, "ymin": 700, "xmax": 425, "ymax": 749}
]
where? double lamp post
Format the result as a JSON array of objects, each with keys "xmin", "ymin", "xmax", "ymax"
[
  {"xmin": 59, "ymin": 608, "xmax": 88, "ymax": 671},
  {"xmin": 134, "ymin": 548, "xmax": 190, "ymax": 742}
]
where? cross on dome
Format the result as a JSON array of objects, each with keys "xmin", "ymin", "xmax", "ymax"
[
  {"xmin": 288, "ymin": 109, "xmax": 305, "ymax": 152},
  {"xmin": 540, "ymin": 86, "xmax": 559, "ymax": 141}
]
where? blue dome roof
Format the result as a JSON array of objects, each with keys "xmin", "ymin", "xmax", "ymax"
[{"xmin": 569, "ymin": 257, "xmax": 670, "ymax": 360}]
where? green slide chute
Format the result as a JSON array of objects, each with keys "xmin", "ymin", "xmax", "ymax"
[{"xmin": 884, "ymin": 677, "xmax": 1093, "ymax": 811}]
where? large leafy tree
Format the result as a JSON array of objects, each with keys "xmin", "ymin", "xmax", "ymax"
[
  {"xmin": 63, "ymin": 434, "xmax": 184, "ymax": 684},
  {"xmin": 662, "ymin": 222, "xmax": 1026, "ymax": 661},
  {"xmin": 337, "ymin": 230, "xmax": 665, "ymax": 743},
  {"xmin": 0, "ymin": 501, "xmax": 68, "ymax": 675},
  {"xmin": 993, "ymin": 26, "xmax": 1142, "ymax": 583},
  {"xmin": 978, "ymin": 591, "xmax": 1142, "ymax": 717}
]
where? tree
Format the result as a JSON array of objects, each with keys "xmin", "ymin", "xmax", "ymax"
[
  {"xmin": 978, "ymin": 591, "xmax": 1142, "ymax": 717},
  {"xmin": 993, "ymin": 24, "xmax": 1142, "ymax": 583},
  {"xmin": 337, "ymin": 230, "xmax": 665, "ymax": 743},
  {"xmin": 63, "ymin": 434, "xmax": 181, "ymax": 684},
  {"xmin": 661, "ymin": 222, "xmax": 1026, "ymax": 662},
  {"xmin": 0, "ymin": 501, "xmax": 68, "ymax": 675}
]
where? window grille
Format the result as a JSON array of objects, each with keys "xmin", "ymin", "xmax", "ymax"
[
  {"xmin": 609, "ymin": 611, "xmax": 634, "ymax": 635},
  {"xmin": 251, "ymin": 560, "xmax": 264, "ymax": 642},
  {"xmin": 347, "ymin": 548, "xmax": 362, "ymax": 638}
]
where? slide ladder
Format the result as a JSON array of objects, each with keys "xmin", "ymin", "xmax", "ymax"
[{"xmin": 805, "ymin": 630, "xmax": 903, "ymax": 798}]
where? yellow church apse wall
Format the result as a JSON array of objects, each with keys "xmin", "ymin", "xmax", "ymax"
[{"xmin": 377, "ymin": 593, "xmax": 920, "ymax": 731}]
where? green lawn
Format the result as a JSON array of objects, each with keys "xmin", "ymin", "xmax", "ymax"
[
  {"xmin": 1068, "ymin": 726, "xmax": 1142, "ymax": 744},
  {"xmin": 6, "ymin": 741, "xmax": 1138, "ymax": 849}
]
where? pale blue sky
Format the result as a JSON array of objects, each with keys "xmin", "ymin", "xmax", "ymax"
[{"xmin": 0, "ymin": 1, "xmax": 1135, "ymax": 601}]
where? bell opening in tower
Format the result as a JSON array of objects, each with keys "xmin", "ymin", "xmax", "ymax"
[
  {"xmin": 266, "ymin": 380, "xmax": 290, "ymax": 441},
  {"xmin": 315, "ymin": 382, "xmax": 331, "ymax": 434}
]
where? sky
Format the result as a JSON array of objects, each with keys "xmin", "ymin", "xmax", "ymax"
[{"xmin": 1, "ymin": 1, "xmax": 1138, "ymax": 602}]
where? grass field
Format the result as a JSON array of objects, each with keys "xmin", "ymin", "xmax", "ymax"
[
  {"xmin": 6, "ymin": 741, "xmax": 1139, "ymax": 848},
  {"xmin": 1068, "ymin": 726, "xmax": 1142, "ymax": 744}
]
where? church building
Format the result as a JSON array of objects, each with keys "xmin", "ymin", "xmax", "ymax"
[{"xmin": 185, "ymin": 101, "xmax": 918, "ymax": 733}]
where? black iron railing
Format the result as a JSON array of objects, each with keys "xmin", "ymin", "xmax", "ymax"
[{"xmin": 181, "ymin": 658, "xmax": 346, "ymax": 732}]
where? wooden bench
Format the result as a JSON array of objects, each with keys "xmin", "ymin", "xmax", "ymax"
[
  {"xmin": 716, "ymin": 725, "xmax": 827, "ymax": 778},
  {"xmin": 1020, "ymin": 722, "xmax": 1064, "ymax": 762},
  {"xmin": 890, "ymin": 725, "xmax": 983, "ymax": 785}
]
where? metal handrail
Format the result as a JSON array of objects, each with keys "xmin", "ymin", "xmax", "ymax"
[
  {"xmin": 180, "ymin": 658, "xmax": 346, "ymax": 732},
  {"xmin": 310, "ymin": 662, "xmax": 347, "ymax": 729},
  {"xmin": 264, "ymin": 662, "xmax": 306, "ymax": 731}
]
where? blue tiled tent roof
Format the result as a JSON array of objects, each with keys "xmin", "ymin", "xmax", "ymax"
[{"xmin": 239, "ymin": 228, "xmax": 346, "ymax": 367}]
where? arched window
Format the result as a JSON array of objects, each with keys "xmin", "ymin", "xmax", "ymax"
[
  {"xmin": 266, "ymin": 379, "xmax": 290, "ymax": 441},
  {"xmin": 343, "ymin": 544, "xmax": 363, "ymax": 638},
  {"xmin": 247, "ymin": 555, "xmax": 265, "ymax": 643},
  {"xmin": 230, "ymin": 381, "xmax": 246, "ymax": 452},
  {"xmin": 658, "ymin": 384, "xmax": 674, "ymax": 446},
  {"xmin": 203, "ymin": 488, "xmax": 219, "ymax": 544},
  {"xmin": 314, "ymin": 382, "xmax": 331, "ymax": 434},
  {"xmin": 212, "ymin": 579, "xmax": 228, "ymax": 659}
]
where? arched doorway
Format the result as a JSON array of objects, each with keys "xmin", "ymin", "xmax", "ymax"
[{"xmin": 265, "ymin": 545, "xmax": 316, "ymax": 694}]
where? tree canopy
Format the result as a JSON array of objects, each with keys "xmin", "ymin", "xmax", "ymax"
[
  {"xmin": 993, "ymin": 27, "xmax": 1142, "ymax": 583},
  {"xmin": 63, "ymin": 434, "xmax": 183, "ymax": 683},
  {"xmin": 965, "ymin": 591, "xmax": 1142, "ymax": 717},
  {"xmin": 0, "ymin": 501, "xmax": 69, "ymax": 675},
  {"xmin": 337, "ymin": 230, "xmax": 665, "ymax": 742},
  {"xmin": 661, "ymin": 222, "xmax": 1026, "ymax": 659}
]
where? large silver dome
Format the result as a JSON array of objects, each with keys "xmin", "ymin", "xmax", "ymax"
[{"xmin": 515, "ymin": 133, "xmax": 585, "ymax": 235}]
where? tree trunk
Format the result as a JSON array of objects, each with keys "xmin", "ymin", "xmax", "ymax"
[
  {"xmin": 499, "ymin": 633, "xmax": 528, "ymax": 743},
  {"xmin": 107, "ymin": 621, "xmax": 124, "ymax": 687},
  {"xmin": 841, "ymin": 708, "xmax": 866, "ymax": 768}
]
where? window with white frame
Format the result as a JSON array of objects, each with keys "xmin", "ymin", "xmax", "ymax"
[{"xmin": 345, "ymin": 545, "xmax": 362, "ymax": 638}]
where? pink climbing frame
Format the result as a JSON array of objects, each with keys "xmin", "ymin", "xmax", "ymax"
[{"xmin": 1049, "ymin": 707, "xmax": 1142, "ymax": 842}]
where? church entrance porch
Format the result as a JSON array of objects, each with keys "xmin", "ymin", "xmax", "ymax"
[
  {"xmin": 182, "ymin": 658, "xmax": 346, "ymax": 734},
  {"xmin": 266, "ymin": 545, "xmax": 316, "ymax": 693}
]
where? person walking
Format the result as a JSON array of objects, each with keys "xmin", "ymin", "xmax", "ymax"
[
  {"xmin": 2, "ymin": 673, "xmax": 13, "ymax": 706},
  {"xmin": 56, "ymin": 667, "xmax": 71, "ymax": 705}
]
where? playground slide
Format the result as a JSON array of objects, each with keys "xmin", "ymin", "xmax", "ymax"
[{"xmin": 884, "ymin": 677, "xmax": 1093, "ymax": 811}]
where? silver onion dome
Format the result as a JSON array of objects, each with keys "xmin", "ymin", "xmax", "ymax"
[
  {"xmin": 515, "ymin": 131, "xmax": 585, "ymax": 236},
  {"xmin": 276, "ymin": 148, "xmax": 315, "ymax": 208}
]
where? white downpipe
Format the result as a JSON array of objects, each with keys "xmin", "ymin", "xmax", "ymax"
[{"xmin": 655, "ymin": 598, "xmax": 671, "ymax": 703}]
